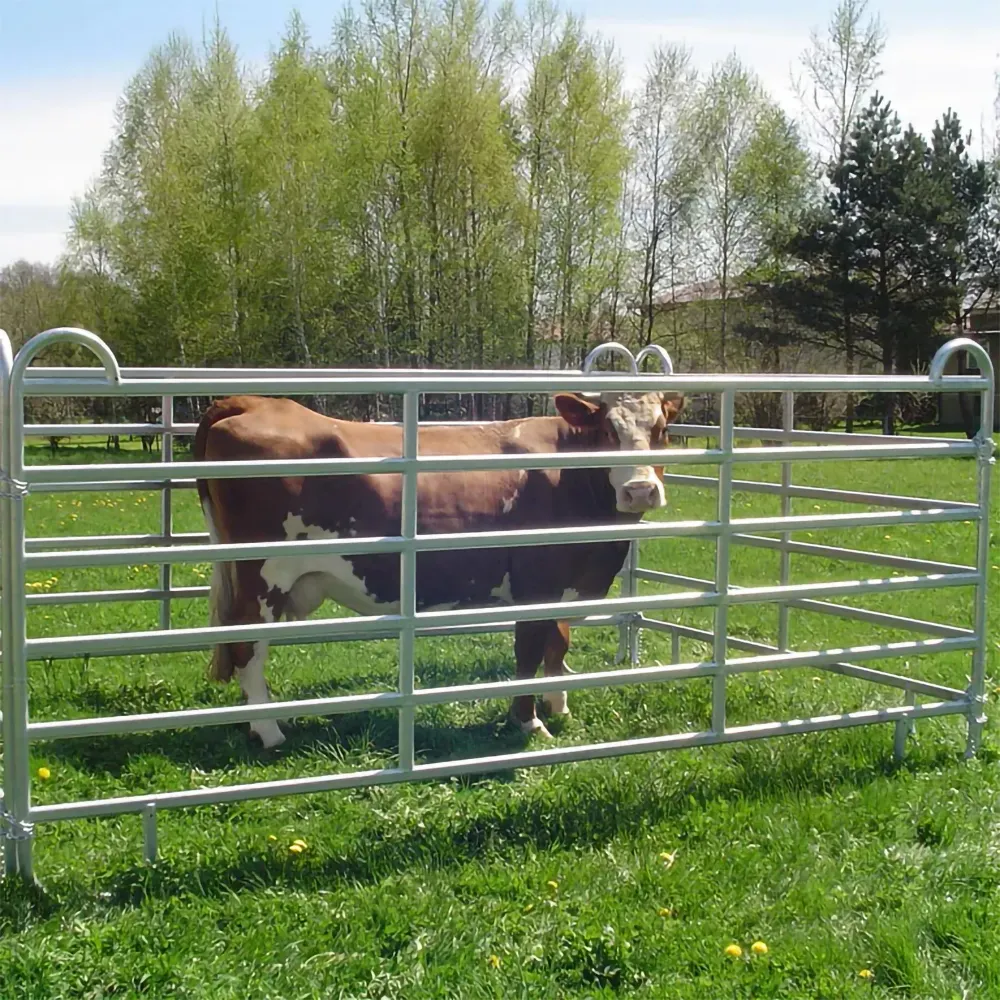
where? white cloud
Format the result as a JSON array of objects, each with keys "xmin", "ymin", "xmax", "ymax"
[{"xmin": 0, "ymin": 76, "xmax": 122, "ymax": 268}]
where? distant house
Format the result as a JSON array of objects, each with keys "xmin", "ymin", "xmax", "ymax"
[{"xmin": 938, "ymin": 299, "xmax": 1000, "ymax": 432}]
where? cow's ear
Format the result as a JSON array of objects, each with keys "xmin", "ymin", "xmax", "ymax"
[
  {"xmin": 554, "ymin": 393, "xmax": 602, "ymax": 428},
  {"xmin": 661, "ymin": 393, "xmax": 685, "ymax": 424}
]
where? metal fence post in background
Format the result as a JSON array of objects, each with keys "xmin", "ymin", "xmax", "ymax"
[
  {"xmin": 398, "ymin": 391, "xmax": 420, "ymax": 771},
  {"xmin": 778, "ymin": 391, "xmax": 795, "ymax": 650},
  {"xmin": 711, "ymin": 390, "xmax": 735, "ymax": 733},
  {"xmin": 159, "ymin": 395, "xmax": 174, "ymax": 630}
]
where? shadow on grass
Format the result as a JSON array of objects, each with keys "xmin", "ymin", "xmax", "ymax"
[
  {"xmin": 12, "ymin": 731, "xmax": 963, "ymax": 928},
  {"xmin": 36, "ymin": 651, "xmax": 536, "ymax": 776}
]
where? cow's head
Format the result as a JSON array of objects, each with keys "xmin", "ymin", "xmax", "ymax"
[{"xmin": 554, "ymin": 391, "xmax": 686, "ymax": 514}]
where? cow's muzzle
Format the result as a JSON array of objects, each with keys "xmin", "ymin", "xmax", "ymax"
[{"xmin": 617, "ymin": 477, "xmax": 664, "ymax": 513}]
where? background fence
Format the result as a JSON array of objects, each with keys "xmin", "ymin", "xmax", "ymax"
[{"xmin": 1, "ymin": 328, "xmax": 995, "ymax": 882}]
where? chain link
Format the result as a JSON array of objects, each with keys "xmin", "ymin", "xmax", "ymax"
[
  {"xmin": 0, "ymin": 802, "xmax": 35, "ymax": 842},
  {"xmin": 0, "ymin": 472, "xmax": 29, "ymax": 500}
]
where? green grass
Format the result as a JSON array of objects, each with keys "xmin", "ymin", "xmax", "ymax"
[{"xmin": 2, "ymin": 435, "xmax": 999, "ymax": 999}]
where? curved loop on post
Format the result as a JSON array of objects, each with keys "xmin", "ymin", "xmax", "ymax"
[
  {"xmin": 11, "ymin": 327, "xmax": 121, "ymax": 388},
  {"xmin": 0, "ymin": 329, "xmax": 13, "ymax": 397},
  {"xmin": 582, "ymin": 342, "xmax": 638, "ymax": 376},
  {"xmin": 929, "ymin": 337, "xmax": 994, "ymax": 385},
  {"xmin": 635, "ymin": 343, "xmax": 675, "ymax": 375}
]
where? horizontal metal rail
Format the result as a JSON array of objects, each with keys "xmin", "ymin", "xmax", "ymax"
[
  {"xmin": 27, "ymin": 699, "xmax": 969, "ymax": 822},
  {"xmin": 21, "ymin": 420, "xmax": 959, "ymax": 448},
  {"xmin": 669, "ymin": 423, "xmax": 960, "ymax": 446},
  {"xmin": 26, "ymin": 586, "xmax": 211, "ymax": 607},
  {"xmin": 27, "ymin": 531, "xmax": 209, "ymax": 553},
  {"xmin": 664, "ymin": 473, "xmax": 976, "ymax": 512},
  {"xmin": 24, "ymin": 423, "xmax": 197, "ymax": 438},
  {"xmin": 27, "ymin": 637, "xmax": 973, "ymax": 742},
  {"xmin": 22, "ymin": 507, "xmax": 976, "ymax": 572},
  {"xmin": 24, "ymin": 573, "xmax": 980, "ymax": 661},
  {"xmin": 637, "ymin": 617, "xmax": 967, "ymax": 700},
  {"xmin": 20, "ymin": 439, "xmax": 980, "ymax": 487},
  {"xmin": 730, "ymin": 532, "xmax": 975, "ymax": 576},
  {"xmin": 634, "ymin": 569, "xmax": 973, "ymax": 639},
  {"xmin": 29, "ymin": 479, "xmax": 197, "ymax": 494},
  {"xmin": 20, "ymin": 373, "xmax": 992, "ymax": 397}
]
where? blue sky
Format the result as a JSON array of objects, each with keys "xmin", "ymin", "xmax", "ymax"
[{"xmin": 2, "ymin": 0, "xmax": 998, "ymax": 266}]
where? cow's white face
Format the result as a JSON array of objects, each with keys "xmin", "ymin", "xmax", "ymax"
[{"xmin": 554, "ymin": 390, "xmax": 685, "ymax": 514}]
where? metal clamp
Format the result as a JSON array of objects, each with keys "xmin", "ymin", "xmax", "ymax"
[
  {"xmin": 0, "ymin": 472, "xmax": 29, "ymax": 499},
  {"xmin": 973, "ymin": 431, "xmax": 996, "ymax": 463},
  {"xmin": 0, "ymin": 802, "xmax": 35, "ymax": 843}
]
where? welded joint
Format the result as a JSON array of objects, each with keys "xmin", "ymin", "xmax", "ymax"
[{"xmin": 0, "ymin": 802, "xmax": 35, "ymax": 843}]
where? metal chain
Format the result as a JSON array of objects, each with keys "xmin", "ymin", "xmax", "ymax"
[
  {"xmin": 0, "ymin": 472, "xmax": 29, "ymax": 499},
  {"xmin": 0, "ymin": 801, "xmax": 35, "ymax": 842}
]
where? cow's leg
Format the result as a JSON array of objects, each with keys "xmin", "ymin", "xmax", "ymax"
[
  {"xmin": 210, "ymin": 559, "xmax": 287, "ymax": 749},
  {"xmin": 510, "ymin": 620, "xmax": 554, "ymax": 738},
  {"xmin": 235, "ymin": 635, "xmax": 285, "ymax": 749},
  {"xmin": 541, "ymin": 620, "xmax": 571, "ymax": 719}
]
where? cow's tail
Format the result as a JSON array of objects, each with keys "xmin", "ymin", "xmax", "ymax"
[{"xmin": 194, "ymin": 399, "xmax": 248, "ymax": 684}]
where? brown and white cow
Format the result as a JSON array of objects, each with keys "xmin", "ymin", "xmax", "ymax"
[{"xmin": 194, "ymin": 389, "xmax": 685, "ymax": 748}]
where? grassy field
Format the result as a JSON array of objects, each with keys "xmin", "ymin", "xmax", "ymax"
[{"xmin": 2, "ymin": 433, "xmax": 999, "ymax": 999}]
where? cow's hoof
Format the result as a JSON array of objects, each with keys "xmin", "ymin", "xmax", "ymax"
[
  {"xmin": 542, "ymin": 690, "xmax": 570, "ymax": 717},
  {"xmin": 519, "ymin": 717, "xmax": 553, "ymax": 739},
  {"xmin": 249, "ymin": 719, "xmax": 286, "ymax": 750}
]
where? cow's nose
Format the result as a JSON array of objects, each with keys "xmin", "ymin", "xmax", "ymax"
[{"xmin": 620, "ymin": 480, "xmax": 660, "ymax": 511}]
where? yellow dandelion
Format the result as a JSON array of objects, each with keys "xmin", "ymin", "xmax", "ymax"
[
  {"xmin": 288, "ymin": 843, "xmax": 304, "ymax": 855},
  {"xmin": 751, "ymin": 941, "xmax": 768, "ymax": 955},
  {"xmin": 523, "ymin": 903, "xmax": 534, "ymax": 914},
  {"xmin": 487, "ymin": 954, "xmax": 501, "ymax": 969},
  {"xmin": 657, "ymin": 907, "xmax": 674, "ymax": 918},
  {"xmin": 659, "ymin": 850, "xmax": 677, "ymax": 868},
  {"xmin": 267, "ymin": 834, "xmax": 277, "ymax": 842},
  {"xmin": 292, "ymin": 838, "xmax": 308, "ymax": 849},
  {"xmin": 546, "ymin": 880, "xmax": 558, "ymax": 892},
  {"xmin": 858, "ymin": 968, "xmax": 874, "ymax": 980},
  {"xmin": 883, "ymin": 534, "xmax": 891, "ymax": 540},
  {"xmin": 37, "ymin": 766, "xmax": 51, "ymax": 780},
  {"xmin": 724, "ymin": 943, "xmax": 742, "ymax": 958}
]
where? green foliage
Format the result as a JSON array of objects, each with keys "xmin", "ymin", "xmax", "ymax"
[{"xmin": 741, "ymin": 97, "xmax": 993, "ymax": 432}]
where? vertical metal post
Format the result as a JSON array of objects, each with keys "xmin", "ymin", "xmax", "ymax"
[
  {"xmin": 2, "ymin": 336, "xmax": 32, "ymax": 879},
  {"xmin": 159, "ymin": 395, "xmax": 174, "ymax": 631},
  {"xmin": 3, "ymin": 327, "xmax": 120, "ymax": 881},
  {"xmin": 398, "ymin": 391, "xmax": 419, "ymax": 771},
  {"xmin": 965, "ymin": 384, "xmax": 994, "ymax": 758},
  {"xmin": 615, "ymin": 545, "xmax": 638, "ymax": 665},
  {"xmin": 627, "ymin": 544, "xmax": 640, "ymax": 664},
  {"xmin": 142, "ymin": 802, "xmax": 158, "ymax": 863},
  {"xmin": 711, "ymin": 391, "xmax": 735, "ymax": 734},
  {"xmin": 777, "ymin": 391, "xmax": 794, "ymax": 650},
  {"xmin": 0, "ymin": 329, "xmax": 20, "ymax": 878},
  {"xmin": 893, "ymin": 685, "xmax": 910, "ymax": 763}
]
